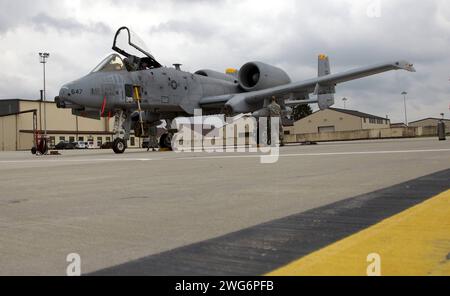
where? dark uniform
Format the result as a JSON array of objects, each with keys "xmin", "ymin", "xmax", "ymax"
[
  {"xmin": 267, "ymin": 100, "xmax": 284, "ymax": 146},
  {"xmin": 147, "ymin": 126, "xmax": 159, "ymax": 151}
]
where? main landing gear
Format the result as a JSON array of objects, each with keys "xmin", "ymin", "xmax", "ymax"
[{"xmin": 159, "ymin": 133, "xmax": 173, "ymax": 150}]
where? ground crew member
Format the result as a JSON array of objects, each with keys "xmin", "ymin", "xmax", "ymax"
[
  {"xmin": 267, "ymin": 96, "xmax": 284, "ymax": 146},
  {"xmin": 147, "ymin": 126, "xmax": 158, "ymax": 152}
]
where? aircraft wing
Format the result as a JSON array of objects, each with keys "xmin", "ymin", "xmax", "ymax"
[{"xmin": 200, "ymin": 60, "xmax": 415, "ymax": 114}]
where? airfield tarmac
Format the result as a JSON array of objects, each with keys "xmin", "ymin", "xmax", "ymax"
[{"xmin": 0, "ymin": 137, "xmax": 449, "ymax": 275}]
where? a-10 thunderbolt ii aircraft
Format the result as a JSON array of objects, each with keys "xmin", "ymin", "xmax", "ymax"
[{"xmin": 55, "ymin": 26, "xmax": 416, "ymax": 154}]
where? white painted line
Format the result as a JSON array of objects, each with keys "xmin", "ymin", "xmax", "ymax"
[
  {"xmin": 0, "ymin": 158, "xmax": 154, "ymax": 164},
  {"xmin": 0, "ymin": 148, "xmax": 449, "ymax": 164},
  {"xmin": 173, "ymin": 148, "xmax": 450, "ymax": 161}
]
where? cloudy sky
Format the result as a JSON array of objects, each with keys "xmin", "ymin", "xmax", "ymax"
[{"xmin": 0, "ymin": 0, "xmax": 449, "ymax": 122}]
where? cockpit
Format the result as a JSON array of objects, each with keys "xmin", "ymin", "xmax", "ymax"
[
  {"xmin": 91, "ymin": 54, "xmax": 125, "ymax": 73},
  {"xmin": 90, "ymin": 27, "xmax": 162, "ymax": 74}
]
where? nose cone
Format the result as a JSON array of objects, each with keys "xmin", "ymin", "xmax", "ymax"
[
  {"xmin": 59, "ymin": 85, "xmax": 70, "ymax": 101},
  {"xmin": 60, "ymin": 85, "xmax": 69, "ymax": 97},
  {"xmin": 56, "ymin": 75, "xmax": 104, "ymax": 109},
  {"xmin": 55, "ymin": 85, "xmax": 71, "ymax": 108}
]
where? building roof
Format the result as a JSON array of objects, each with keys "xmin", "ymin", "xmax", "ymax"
[
  {"xmin": 409, "ymin": 117, "xmax": 450, "ymax": 124},
  {"xmin": 328, "ymin": 107, "xmax": 388, "ymax": 121},
  {"xmin": 390, "ymin": 122, "xmax": 408, "ymax": 127}
]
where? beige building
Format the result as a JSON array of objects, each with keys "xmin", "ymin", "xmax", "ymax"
[
  {"xmin": 286, "ymin": 107, "xmax": 391, "ymax": 135},
  {"xmin": 409, "ymin": 118, "xmax": 450, "ymax": 132},
  {"xmin": 0, "ymin": 99, "xmax": 141, "ymax": 151}
]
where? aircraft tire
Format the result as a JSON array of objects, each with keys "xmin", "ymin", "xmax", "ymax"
[
  {"xmin": 113, "ymin": 138, "xmax": 127, "ymax": 154},
  {"xmin": 159, "ymin": 134, "xmax": 173, "ymax": 150}
]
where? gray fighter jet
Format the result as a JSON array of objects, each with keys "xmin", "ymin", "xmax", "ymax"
[{"xmin": 55, "ymin": 26, "xmax": 416, "ymax": 154}]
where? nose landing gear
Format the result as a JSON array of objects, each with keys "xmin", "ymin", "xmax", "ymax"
[
  {"xmin": 112, "ymin": 110, "xmax": 131, "ymax": 154},
  {"xmin": 112, "ymin": 138, "xmax": 127, "ymax": 154}
]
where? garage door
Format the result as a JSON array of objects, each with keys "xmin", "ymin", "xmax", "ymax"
[{"xmin": 318, "ymin": 126, "xmax": 335, "ymax": 133}]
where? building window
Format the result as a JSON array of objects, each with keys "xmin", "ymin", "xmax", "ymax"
[
  {"xmin": 97, "ymin": 137, "xmax": 102, "ymax": 147},
  {"xmin": 59, "ymin": 136, "xmax": 65, "ymax": 142},
  {"xmin": 130, "ymin": 137, "xmax": 135, "ymax": 146},
  {"xmin": 364, "ymin": 118, "xmax": 367, "ymax": 123},
  {"xmin": 69, "ymin": 136, "xmax": 75, "ymax": 143},
  {"xmin": 78, "ymin": 136, "xmax": 84, "ymax": 141},
  {"xmin": 106, "ymin": 137, "xmax": 111, "ymax": 142},
  {"xmin": 284, "ymin": 131, "xmax": 290, "ymax": 135}
]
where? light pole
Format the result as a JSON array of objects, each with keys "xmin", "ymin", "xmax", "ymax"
[
  {"xmin": 401, "ymin": 91, "xmax": 408, "ymax": 126},
  {"xmin": 342, "ymin": 97, "xmax": 348, "ymax": 109},
  {"xmin": 39, "ymin": 52, "xmax": 50, "ymax": 137},
  {"xmin": 441, "ymin": 113, "xmax": 445, "ymax": 120}
]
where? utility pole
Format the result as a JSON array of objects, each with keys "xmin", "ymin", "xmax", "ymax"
[
  {"xmin": 401, "ymin": 91, "xmax": 408, "ymax": 126},
  {"xmin": 39, "ymin": 52, "xmax": 50, "ymax": 137},
  {"xmin": 76, "ymin": 115, "xmax": 79, "ymax": 141},
  {"xmin": 39, "ymin": 90, "xmax": 43, "ymax": 131}
]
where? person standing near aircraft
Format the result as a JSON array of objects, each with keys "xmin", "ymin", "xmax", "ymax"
[{"xmin": 267, "ymin": 96, "xmax": 284, "ymax": 146}]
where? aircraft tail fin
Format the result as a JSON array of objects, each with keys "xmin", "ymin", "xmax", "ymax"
[
  {"xmin": 318, "ymin": 54, "xmax": 331, "ymax": 77},
  {"xmin": 316, "ymin": 54, "xmax": 335, "ymax": 110}
]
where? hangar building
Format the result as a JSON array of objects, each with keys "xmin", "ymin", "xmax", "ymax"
[
  {"xmin": 409, "ymin": 118, "xmax": 450, "ymax": 131},
  {"xmin": 286, "ymin": 107, "xmax": 391, "ymax": 135},
  {"xmin": 0, "ymin": 99, "xmax": 140, "ymax": 151}
]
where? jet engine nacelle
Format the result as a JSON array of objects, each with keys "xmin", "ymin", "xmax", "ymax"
[
  {"xmin": 238, "ymin": 62, "xmax": 291, "ymax": 92},
  {"xmin": 195, "ymin": 69, "xmax": 237, "ymax": 83}
]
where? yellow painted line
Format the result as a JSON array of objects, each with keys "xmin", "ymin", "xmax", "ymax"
[
  {"xmin": 159, "ymin": 148, "xmax": 172, "ymax": 152},
  {"xmin": 268, "ymin": 190, "xmax": 450, "ymax": 276}
]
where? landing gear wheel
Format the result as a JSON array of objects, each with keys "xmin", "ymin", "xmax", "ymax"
[
  {"xmin": 159, "ymin": 134, "xmax": 173, "ymax": 150},
  {"xmin": 112, "ymin": 138, "xmax": 127, "ymax": 154}
]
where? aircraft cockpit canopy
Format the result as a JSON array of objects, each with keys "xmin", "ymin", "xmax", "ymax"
[
  {"xmin": 112, "ymin": 26, "xmax": 162, "ymax": 71},
  {"xmin": 91, "ymin": 54, "xmax": 125, "ymax": 73}
]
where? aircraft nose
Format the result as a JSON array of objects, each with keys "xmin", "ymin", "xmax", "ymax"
[
  {"xmin": 55, "ymin": 85, "xmax": 70, "ymax": 108},
  {"xmin": 55, "ymin": 84, "xmax": 84, "ymax": 109},
  {"xmin": 56, "ymin": 75, "xmax": 105, "ymax": 109},
  {"xmin": 59, "ymin": 85, "xmax": 70, "ymax": 99}
]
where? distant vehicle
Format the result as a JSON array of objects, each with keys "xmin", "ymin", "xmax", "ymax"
[
  {"xmin": 55, "ymin": 141, "xmax": 76, "ymax": 150},
  {"xmin": 101, "ymin": 142, "xmax": 114, "ymax": 149},
  {"xmin": 85, "ymin": 141, "xmax": 96, "ymax": 149},
  {"xmin": 73, "ymin": 141, "xmax": 86, "ymax": 149}
]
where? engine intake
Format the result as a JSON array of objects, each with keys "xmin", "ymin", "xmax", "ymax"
[{"xmin": 238, "ymin": 62, "xmax": 291, "ymax": 92}]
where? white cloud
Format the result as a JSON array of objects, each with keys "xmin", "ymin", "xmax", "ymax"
[{"xmin": 0, "ymin": 0, "xmax": 449, "ymax": 122}]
